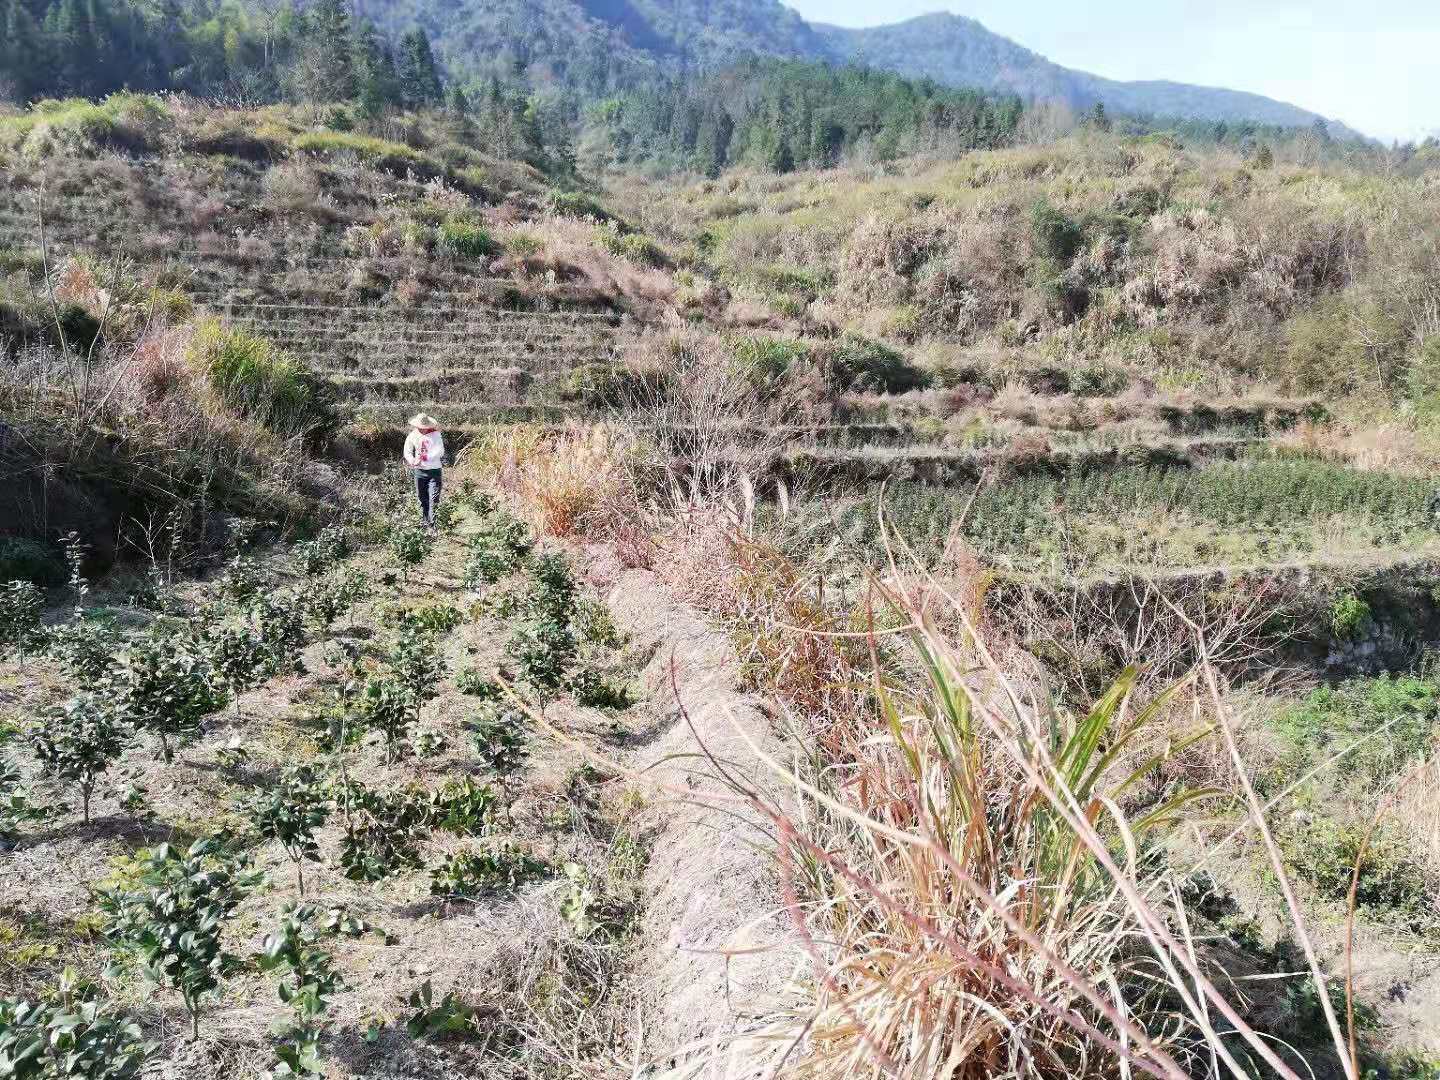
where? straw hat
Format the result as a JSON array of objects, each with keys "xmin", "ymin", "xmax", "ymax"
[{"xmin": 408, "ymin": 413, "xmax": 440, "ymax": 429}]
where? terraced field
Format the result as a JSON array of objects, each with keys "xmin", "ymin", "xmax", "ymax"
[{"xmin": 6, "ymin": 143, "xmax": 1440, "ymax": 1074}]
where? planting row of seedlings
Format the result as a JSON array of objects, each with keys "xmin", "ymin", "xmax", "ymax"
[
  {"xmin": 799, "ymin": 456, "xmax": 1439, "ymax": 576},
  {"xmin": 0, "ymin": 482, "xmax": 649, "ymax": 1077}
]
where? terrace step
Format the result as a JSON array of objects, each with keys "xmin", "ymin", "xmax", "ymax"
[
  {"xmin": 987, "ymin": 550, "xmax": 1440, "ymax": 678},
  {"xmin": 783, "ymin": 436, "xmax": 1270, "ymax": 489}
]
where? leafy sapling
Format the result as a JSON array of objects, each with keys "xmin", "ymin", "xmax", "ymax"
[
  {"xmin": 0, "ymin": 968, "xmax": 155, "ymax": 1080},
  {"xmin": 337, "ymin": 783, "xmax": 428, "ymax": 882},
  {"xmin": 295, "ymin": 525, "xmax": 352, "ymax": 577},
  {"xmin": 387, "ymin": 525, "xmax": 430, "ymax": 581},
  {"xmin": 429, "ymin": 776, "xmax": 495, "ymax": 835},
  {"xmin": 0, "ymin": 580, "xmax": 45, "ymax": 658},
  {"xmin": 0, "ymin": 749, "xmax": 49, "ymax": 843},
  {"xmin": 97, "ymin": 838, "xmax": 260, "ymax": 1039},
  {"xmin": 356, "ymin": 676, "xmax": 419, "ymax": 764},
  {"xmin": 402, "ymin": 980, "xmax": 475, "ymax": 1040},
  {"xmin": 429, "ymin": 844, "xmax": 548, "ymax": 900},
  {"xmin": 387, "ymin": 626, "xmax": 446, "ymax": 702},
  {"xmin": 467, "ymin": 704, "xmax": 528, "ymax": 777},
  {"xmin": 202, "ymin": 623, "xmax": 271, "ymax": 714},
  {"xmin": 32, "ymin": 694, "xmax": 128, "ymax": 825},
  {"xmin": 256, "ymin": 908, "xmax": 345, "ymax": 1077},
  {"xmin": 46, "ymin": 616, "xmax": 123, "ymax": 682},
  {"xmin": 111, "ymin": 633, "xmax": 227, "ymax": 762},
  {"xmin": 246, "ymin": 765, "xmax": 330, "ymax": 895}
]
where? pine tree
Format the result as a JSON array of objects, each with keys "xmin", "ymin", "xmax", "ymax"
[
  {"xmin": 397, "ymin": 27, "xmax": 442, "ymax": 108},
  {"xmin": 295, "ymin": 0, "xmax": 353, "ymax": 103},
  {"xmin": 47, "ymin": 0, "xmax": 97, "ymax": 96},
  {"xmin": 353, "ymin": 19, "xmax": 398, "ymax": 117},
  {"xmin": 0, "ymin": 0, "xmax": 45, "ymax": 101}
]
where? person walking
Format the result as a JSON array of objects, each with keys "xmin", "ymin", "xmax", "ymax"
[{"xmin": 403, "ymin": 413, "xmax": 445, "ymax": 527}]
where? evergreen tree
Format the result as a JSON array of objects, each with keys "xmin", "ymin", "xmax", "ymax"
[
  {"xmin": 1, "ymin": 0, "xmax": 46, "ymax": 101},
  {"xmin": 354, "ymin": 19, "xmax": 399, "ymax": 117},
  {"xmin": 294, "ymin": 0, "xmax": 353, "ymax": 103},
  {"xmin": 397, "ymin": 27, "xmax": 442, "ymax": 107}
]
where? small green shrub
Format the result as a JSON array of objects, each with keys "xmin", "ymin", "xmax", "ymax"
[
  {"xmin": 403, "ymin": 980, "xmax": 475, "ymax": 1039},
  {"xmin": 548, "ymin": 189, "xmax": 613, "ymax": 222},
  {"xmin": 596, "ymin": 224, "xmax": 664, "ymax": 266},
  {"xmin": 388, "ymin": 524, "xmax": 431, "ymax": 577},
  {"xmin": 246, "ymin": 765, "xmax": 330, "ymax": 894},
  {"xmin": 97, "ymin": 838, "xmax": 260, "ymax": 1038},
  {"xmin": 1282, "ymin": 816, "xmax": 1432, "ymax": 929},
  {"xmin": 467, "ymin": 704, "xmax": 527, "ymax": 776},
  {"xmin": 200, "ymin": 624, "xmax": 270, "ymax": 704},
  {"xmin": 568, "ymin": 667, "xmax": 633, "ymax": 711},
  {"xmin": 31, "ymin": 694, "xmax": 129, "ymax": 824},
  {"xmin": 1270, "ymin": 674, "xmax": 1438, "ymax": 785},
  {"xmin": 1069, "ymin": 363, "xmax": 1130, "ymax": 397},
  {"xmin": 574, "ymin": 598, "xmax": 621, "ymax": 648},
  {"xmin": 0, "ymin": 580, "xmax": 45, "ymax": 655},
  {"xmin": 395, "ymin": 603, "xmax": 463, "ymax": 635},
  {"xmin": 429, "ymin": 845, "xmax": 547, "ymax": 898},
  {"xmin": 1029, "ymin": 199, "xmax": 1086, "ymax": 264},
  {"xmin": 0, "ymin": 978, "xmax": 154, "ymax": 1080},
  {"xmin": 189, "ymin": 320, "xmax": 337, "ymax": 443},
  {"xmin": 110, "ymin": 632, "xmax": 227, "ymax": 762},
  {"xmin": 0, "ymin": 750, "xmax": 49, "ymax": 841},
  {"xmin": 730, "ymin": 335, "xmax": 808, "ymax": 385},
  {"xmin": 355, "ymin": 676, "xmax": 420, "ymax": 763},
  {"xmin": 462, "ymin": 511, "xmax": 532, "ymax": 589},
  {"xmin": 292, "ymin": 131, "xmax": 425, "ymax": 175},
  {"xmin": 387, "ymin": 626, "xmax": 446, "ymax": 701},
  {"xmin": 295, "ymin": 526, "xmax": 352, "ymax": 576},
  {"xmin": 216, "ymin": 555, "xmax": 266, "ymax": 604},
  {"xmin": 435, "ymin": 219, "xmax": 496, "ymax": 259},
  {"xmin": 455, "ymin": 667, "xmax": 502, "ymax": 699},
  {"xmin": 509, "ymin": 614, "xmax": 576, "ymax": 690},
  {"xmin": 46, "ymin": 617, "xmax": 122, "ymax": 681},
  {"xmin": 827, "ymin": 336, "xmax": 929, "ymax": 393},
  {"xmin": 1330, "ymin": 593, "xmax": 1373, "ymax": 640},
  {"xmin": 0, "ymin": 538, "xmax": 65, "ymax": 586},
  {"xmin": 304, "ymin": 568, "xmax": 370, "ymax": 630},
  {"xmin": 429, "ymin": 777, "xmax": 496, "ymax": 835},
  {"xmin": 336, "ymin": 784, "xmax": 428, "ymax": 881},
  {"xmin": 256, "ymin": 908, "xmax": 344, "ymax": 1076}
]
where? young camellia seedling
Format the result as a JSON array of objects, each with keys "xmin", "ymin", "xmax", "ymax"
[
  {"xmin": 0, "ymin": 579, "xmax": 45, "ymax": 659},
  {"xmin": 111, "ymin": 634, "xmax": 227, "ymax": 763},
  {"xmin": 0, "ymin": 968, "xmax": 154, "ymax": 1080},
  {"xmin": 31, "ymin": 693, "xmax": 129, "ymax": 825},
  {"xmin": 97, "ymin": 838, "xmax": 261, "ymax": 1039},
  {"xmin": 256, "ymin": 907, "xmax": 345, "ymax": 1076},
  {"xmin": 387, "ymin": 524, "xmax": 430, "ymax": 582},
  {"xmin": 245, "ymin": 765, "xmax": 331, "ymax": 895}
]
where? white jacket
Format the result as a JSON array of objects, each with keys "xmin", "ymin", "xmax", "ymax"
[{"xmin": 403, "ymin": 429, "xmax": 445, "ymax": 470}]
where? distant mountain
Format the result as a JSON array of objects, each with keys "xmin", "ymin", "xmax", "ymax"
[
  {"xmin": 367, "ymin": 0, "xmax": 1356, "ymax": 135},
  {"xmin": 814, "ymin": 14, "xmax": 1356, "ymax": 134}
]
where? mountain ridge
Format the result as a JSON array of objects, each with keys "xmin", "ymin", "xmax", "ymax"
[
  {"xmin": 364, "ymin": 0, "xmax": 1360, "ymax": 136},
  {"xmin": 813, "ymin": 12, "xmax": 1357, "ymax": 135}
]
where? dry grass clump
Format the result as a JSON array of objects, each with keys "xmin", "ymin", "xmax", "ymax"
[
  {"xmin": 490, "ymin": 215, "xmax": 677, "ymax": 313},
  {"xmin": 715, "ymin": 561, "xmax": 1355, "ymax": 1080},
  {"xmin": 260, "ymin": 161, "xmax": 337, "ymax": 221},
  {"xmin": 453, "ymin": 423, "xmax": 635, "ymax": 539}
]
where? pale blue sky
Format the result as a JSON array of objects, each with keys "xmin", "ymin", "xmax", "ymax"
[{"xmin": 788, "ymin": 1, "xmax": 1440, "ymax": 143}]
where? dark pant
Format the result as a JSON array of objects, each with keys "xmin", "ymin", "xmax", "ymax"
[{"xmin": 415, "ymin": 469, "xmax": 442, "ymax": 525}]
